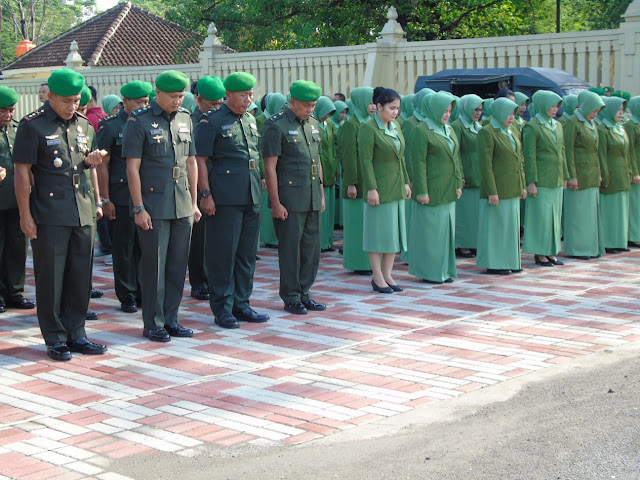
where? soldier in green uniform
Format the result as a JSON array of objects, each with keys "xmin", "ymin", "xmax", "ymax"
[
  {"xmin": 188, "ymin": 75, "xmax": 225, "ymax": 302},
  {"xmin": 0, "ymin": 87, "xmax": 35, "ymax": 313},
  {"xmin": 262, "ymin": 80, "xmax": 326, "ymax": 315},
  {"xmin": 13, "ymin": 68, "xmax": 107, "ymax": 361},
  {"xmin": 195, "ymin": 72, "xmax": 268, "ymax": 328},
  {"xmin": 122, "ymin": 70, "xmax": 201, "ymax": 342},
  {"xmin": 97, "ymin": 81, "xmax": 153, "ymax": 313}
]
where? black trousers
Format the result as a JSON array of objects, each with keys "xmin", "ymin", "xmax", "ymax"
[{"xmin": 0, "ymin": 208, "xmax": 28, "ymax": 303}]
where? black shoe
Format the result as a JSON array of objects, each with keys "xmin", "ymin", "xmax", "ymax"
[
  {"xmin": 534, "ymin": 255, "xmax": 553, "ymax": 266},
  {"xmin": 547, "ymin": 257, "xmax": 564, "ymax": 266},
  {"xmin": 264, "ymin": 243, "xmax": 278, "ymax": 249},
  {"xmin": 143, "ymin": 328, "xmax": 171, "ymax": 342},
  {"xmin": 444, "ymin": 278, "xmax": 454, "ymax": 283},
  {"xmin": 424, "ymin": 279, "xmax": 444, "ymax": 284},
  {"xmin": 86, "ymin": 310, "xmax": 99, "ymax": 321},
  {"xmin": 284, "ymin": 301, "xmax": 307, "ymax": 314},
  {"xmin": 0, "ymin": 301, "xmax": 7, "ymax": 313},
  {"xmin": 511, "ymin": 269, "xmax": 523, "ymax": 273},
  {"xmin": 91, "ymin": 288, "xmax": 104, "ymax": 298},
  {"xmin": 571, "ymin": 256, "xmax": 591, "ymax": 260},
  {"xmin": 191, "ymin": 288, "xmax": 210, "ymax": 301},
  {"xmin": 628, "ymin": 241, "xmax": 640, "ymax": 248},
  {"xmin": 10, "ymin": 298, "xmax": 35, "ymax": 309},
  {"xmin": 388, "ymin": 284, "xmax": 403, "ymax": 292},
  {"xmin": 165, "ymin": 323, "xmax": 193, "ymax": 337},
  {"xmin": 47, "ymin": 342, "xmax": 72, "ymax": 361},
  {"xmin": 372, "ymin": 280, "xmax": 393, "ymax": 293},
  {"xmin": 486, "ymin": 269, "xmax": 512, "ymax": 275},
  {"xmin": 121, "ymin": 294, "xmax": 138, "ymax": 313},
  {"xmin": 354, "ymin": 270, "xmax": 373, "ymax": 275},
  {"xmin": 605, "ymin": 248, "xmax": 620, "ymax": 254},
  {"xmin": 215, "ymin": 312, "xmax": 240, "ymax": 329},
  {"xmin": 339, "ymin": 248, "xmax": 343, "ymax": 255},
  {"xmin": 233, "ymin": 308, "xmax": 269, "ymax": 323},
  {"xmin": 618, "ymin": 248, "xmax": 631, "ymax": 252},
  {"xmin": 66, "ymin": 337, "xmax": 107, "ymax": 354},
  {"xmin": 455, "ymin": 248, "xmax": 475, "ymax": 258},
  {"xmin": 303, "ymin": 299, "xmax": 326, "ymax": 311},
  {"xmin": 321, "ymin": 247, "xmax": 335, "ymax": 253}
]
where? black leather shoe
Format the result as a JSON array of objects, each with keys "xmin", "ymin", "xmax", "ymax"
[
  {"xmin": 372, "ymin": 280, "xmax": 393, "ymax": 293},
  {"xmin": 628, "ymin": 241, "xmax": 640, "ymax": 248},
  {"xmin": 215, "ymin": 312, "xmax": 240, "ymax": 329},
  {"xmin": 143, "ymin": 328, "xmax": 171, "ymax": 342},
  {"xmin": 10, "ymin": 298, "xmax": 35, "ymax": 309},
  {"xmin": 486, "ymin": 269, "xmax": 512, "ymax": 275},
  {"xmin": 0, "ymin": 301, "xmax": 6, "ymax": 313},
  {"xmin": 91, "ymin": 288, "xmax": 104, "ymax": 298},
  {"xmin": 191, "ymin": 288, "xmax": 210, "ymax": 301},
  {"xmin": 444, "ymin": 278, "xmax": 454, "ymax": 283},
  {"xmin": 284, "ymin": 301, "xmax": 307, "ymax": 314},
  {"xmin": 618, "ymin": 248, "xmax": 631, "ymax": 252},
  {"xmin": 455, "ymin": 248, "xmax": 476, "ymax": 258},
  {"xmin": 424, "ymin": 279, "xmax": 444, "ymax": 284},
  {"xmin": 534, "ymin": 255, "xmax": 553, "ymax": 266},
  {"xmin": 605, "ymin": 248, "xmax": 620, "ymax": 254},
  {"xmin": 264, "ymin": 243, "xmax": 278, "ymax": 249},
  {"xmin": 121, "ymin": 294, "xmax": 138, "ymax": 313},
  {"xmin": 571, "ymin": 256, "xmax": 591, "ymax": 260},
  {"xmin": 321, "ymin": 247, "xmax": 335, "ymax": 253},
  {"xmin": 66, "ymin": 337, "xmax": 107, "ymax": 355},
  {"xmin": 547, "ymin": 257, "xmax": 564, "ymax": 266},
  {"xmin": 233, "ymin": 308, "xmax": 269, "ymax": 323},
  {"xmin": 86, "ymin": 310, "xmax": 99, "ymax": 321},
  {"xmin": 47, "ymin": 343, "xmax": 72, "ymax": 361},
  {"xmin": 388, "ymin": 284, "xmax": 403, "ymax": 292},
  {"xmin": 354, "ymin": 270, "xmax": 373, "ymax": 275},
  {"xmin": 165, "ymin": 323, "xmax": 193, "ymax": 337},
  {"xmin": 303, "ymin": 299, "xmax": 326, "ymax": 311}
]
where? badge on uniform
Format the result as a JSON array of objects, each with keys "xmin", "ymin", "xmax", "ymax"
[
  {"xmin": 150, "ymin": 129, "xmax": 163, "ymax": 135},
  {"xmin": 77, "ymin": 125, "xmax": 83, "ymax": 133},
  {"xmin": 250, "ymin": 123, "xmax": 257, "ymax": 130},
  {"xmin": 53, "ymin": 157, "xmax": 62, "ymax": 167},
  {"xmin": 77, "ymin": 136, "xmax": 87, "ymax": 144},
  {"xmin": 118, "ymin": 133, "xmax": 123, "ymax": 138},
  {"xmin": 221, "ymin": 124, "xmax": 234, "ymax": 131},
  {"xmin": 178, "ymin": 127, "xmax": 190, "ymax": 133},
  {"xmin": 288, "ymin": 130, "xmax": 299, "ymax": 135},
  {"xmin": 46, "ymin": 139, "xmax": 60, "ymax": 146},
  {"xmin": 311, "ymin": 129, "xmax": 320, "ymax": 134}
]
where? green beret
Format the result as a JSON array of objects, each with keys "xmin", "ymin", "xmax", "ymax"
[
  {"xmin": 290, "ymin": 80, "xmax": 322, "ymax": 102},
  {"xmin": 589, "ymin": 87, "xmax": 606, "ymax": 96},
  {"xmin": 197, "ymin": 76, "xmax": 225, "ymax": 100},
  {"xmin": 149, "ymin": 90, "xmax": 156, "ymax": 101},
  {"xmin": 48, "ymin": 68, "xmax": 85, "ymax": 96},
  {"xmin": 0, "ymin": 86, "xmax": 19, "ymax": 108},
  {"xmin": 79, "ymin": 85, "xmax": 91, "ymax": 106},
  {"xmin": 155, "ymin": 70, "xmax": 189, "ymax": 93},
  {"xmin": 120, "ymin": 81, "xmax": 153, "ymax": 99},
  {"xmin": 224, "ymin": 72, "xmax": 256, "ymax": 92},
  {"xmin": 611, "ymin": 90, "xmax": 631, "ymax": 101}
]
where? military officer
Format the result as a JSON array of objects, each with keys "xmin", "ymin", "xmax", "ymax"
[
  {"xmin": 194, "ymin": 72, "xmax": 268, "ymax": 328},
  {"xmin": 13, "ymin": 68, "xmax": 107, "ymax": 361},
  {"xmin": 188, "ymin": 75, "xmax": 226, "ymax": 302},
  {"xmin": 0, "ymin": 87, "xmax": 35, "ymax": 313},
  {"xmin": 97, "ymin": 81, "xmax": 153, "ymax": 313},
  {"xmin": 262, "ymin": 80, "xmax": 326, "ymax": 314},
  {"xmin": 122, "ymin": 70, "xmax": 201, "ymax": 342}
]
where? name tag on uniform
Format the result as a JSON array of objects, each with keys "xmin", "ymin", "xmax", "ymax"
[
  {"xmin": 250, "ymin": 123, "xmax": 257, "ymax": 130},
  {"xmin": 178, "ymin": 127, "xmax": 190, "ymax": 133},
  {"xmin": 221, "ymin": 124, "xmax": 234, "ymax": 131},
  {"xmin": 77, "ymin": 136, "xmax": 87, "ymax": 143},
  {"xmin": 311, "ymin": 129, "xmax": 320, "ymax": 134},
  {"xmin": 288, "ymin": 130, "xmax": 299, "ymax": 135},
  {"xmin": 150, "ymin": 128, "xmax": 163, "ymax": 135},
  {"xmin": 46, "ymin": 139, "xmax": 60, "ymax": 146}
]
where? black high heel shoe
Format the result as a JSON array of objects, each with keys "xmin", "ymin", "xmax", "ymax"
[
  {"xmin": 387, "ymin": 284, "xmax": 403, "ymax": 292},
  {"xmin": 371, "ymin": 279, "xmax": 393, "ymax": 294},
  {"xmin": 547, "ymin": 256, "xmax": 564, "ymax": 266},
  {"xmin": 534, "ymin": 255, "xmax": 553, "ymax": 267}
]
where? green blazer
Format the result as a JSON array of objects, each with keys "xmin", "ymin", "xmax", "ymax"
[
  {"xmin": 409, "ymin": 122, "xmax": 462, "ymax": 207},
  {"xmin": 598, "ymin": 123, "xmax": 632, "ymax": 194},
  {"xmin": 523, "ymin": 118, "xmax": 568, "ymax": 187},
  {"xmin": 450, "ymin": 118, "xmax": 480, "ymax": 188},
  {"xmin": 564, "ymin": 115, "xmax": 601, "ymax": 190},
  {"xmin": 477, "ymin": 124, "xmax": 526, "ymax": 200},
  {"xmin": 0, "ymin": 119, "xmax": 18, "ymax": 210},
  {"xmin": 320, "ymin": 121, "xmax": 338, "ymax": 187},
  {"xmin": 340, "ymin": 115, "xmax": 365, "ymax": 199},
  {"xmin": 401, "ymin": 115, "xmax": 420, "ymax": 182},
  {"xmin": 358, "ymin": 118, "xmax": 408, "ymax": 204},
  {"xmin": 623, "ymin": 119, "xmax": 640, "ymax": 177}
]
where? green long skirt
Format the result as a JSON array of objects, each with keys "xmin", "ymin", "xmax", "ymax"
[
  {"xmin": 321, "ymin": 186, "xmax": 336, "ymax": 249},
  {"xmin": 408, "ymin": 201, "xmax": 457, "ymax": 282},
  {"xmin": 562, "ymin": 187, "xmax": 604, "ymax": 257},
  {"xmin": 476, "ymin": 197, "xmax": 521, "ymax": 270},
  {"xmin": 523, "ymin": 186, "xmax": 563, "ymax": 255},
  {"xmin": 342, "ymin": 198, "xmax": 371, "ymax": 271},
  {"xmin": 628, "ymin": 184, "xmax": 640, "ymax": 242},
  {"xmin": 334, "ymin": 185, "xmax": 343, "ymax": 227},
  {"xmin": 600, "ymin": 190, "xmax": 629, "ymax": 248},
  {"xmin": 455, "ymin": 187, "xmax": 479, "ymax": 249},
  {"xmin": 363, "ymin": 200, "xmax": 406, "ymax": 253},
  {"xmin": 400, "ymin": 198, "xmax": 413, "ymax": 262},
  {"xmin": 260, "ymin": 190, "xmax": 278, "ymax": 246}
]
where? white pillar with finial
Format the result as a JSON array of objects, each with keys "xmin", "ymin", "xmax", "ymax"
[
  {"xmin": 65, "ymin": 40, "xmax": 84, "ymax": 69},
  {"xmin": 618, "ymin": 0, "xmax": 640, "ymax": 95},
  {"xmin": 363, "ymin": 6, "xmax": 406, "ymax": 90},
  {"xmin": 199, "ymin": 23, "xmax": 225, "ymax": 77}
]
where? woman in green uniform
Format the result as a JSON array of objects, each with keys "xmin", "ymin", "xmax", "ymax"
[
  {"xmin": 624, "ymin": 96, "xmax": 640, "ymax": 247},
  {"xmin": 340, "ymin": 87, "xmax": 374, "ymax": 274},
  {"xmin": 359, "ymin": 88, "xmax": 409, "ymax": 293},
  {"xmin": 396, "ymin": 93, "xmax": 415, "ymax": 129},
  {"xmin": 563, "ymin": 90, "xmax": 606, "ymax": 259},
  {"xmin": 523, "ymin": 90, "xmax": 568, "ymax": 266},
  {"xmin": 599, "ymin": 96, "xmax": 634, "ymax": 252},
  {"xmin": 476, "ymin": 98, "xmax": 526, "ymax": 274},
  {"xmin": 451, "ymin": 94, "xmax": 483, "ymax": 258},
  {"xmin": 330, "ymin": 100, "xmax": 348, "ymax": 229},
  {"xmin": 558, "ymin": 94, "xmax": 578, "ymax": 126},
  {"xmin": 314, "ymin": 96, "xmax": 338, "ymax": 251},
  {"xmin": 409, "ymin": 92, "xmax": 462, "ymax": 284},
  {"xmin": 512, "ymin": 92, "xmax": 529, "ymax": 140}
]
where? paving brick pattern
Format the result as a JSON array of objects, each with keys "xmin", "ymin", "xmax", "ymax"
[{"xmin": 1, "ymin": 243, "xmax": 640, "ymax": 479}]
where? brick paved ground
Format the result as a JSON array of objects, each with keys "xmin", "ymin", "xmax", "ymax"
[{"xmin": 1, "ymin": 238, "xmax": 640, "ymax": 480}]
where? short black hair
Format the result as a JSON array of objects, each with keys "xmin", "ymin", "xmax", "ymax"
[
  {"xmin": 373, "ymin": 87, "xmax": 401, "ymax": 107},
  {"xmin": 496, "ymin": 88, "xmax": 515, "ymax": 99},
  {"xmin": 88, "ymin": 85, "xmax": 98, "ymax": 101},
  {"xmin": 190, "ymin": 80, "xmax": 199, "ymax": 96},
  {"xmin": 333, "ymin": 93, "xmax": 346, "ymax": 102}
]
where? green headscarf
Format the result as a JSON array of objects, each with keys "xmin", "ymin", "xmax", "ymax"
[
  {"xmin": 314, "ymin": 96, "xmax": 336, "ymax": 122},
  {"xmin": 265, "ymin": 92, "xmax": 286, "ymax": 118},
  {"xmin": 532, "ymin": 90, "xmax": 562, "ymax": 133},
  {"xmin": 422, "ymin": 91, "xmax": 456, "ymax": 152},
  {"xmin": 412, "ymin": 88, "xmax": 435, "ymax": 121},
  {"xmin": 601, "ymin": 96, "xmax": 627, "ymax": 138},
  {"xmin": 330, "ymin": 100, "xmax": 348, "ymax": 127},
  {"xmin": 102, "ymin": 95, "xmax": 122, "ymax": 115},
  {"xmin": 514, "ymin": 92, "xmax": 529, "ymax": 108},
  {"xmin": 345, "ymin": 98, "xmax": 353, "ymax": 120},
  {"xmin": 490, "ymin": 97, "xmax": 518, "ymax": 149},
  {"xmin": 458, "ymin": 94, "xmax": 483, "ymax": 133},
  {"xmin": 181, "ymin": 92, "xmax": 195, "ymax": 113},
  {"xmin": 261, "ymin": 93, "xmax": 272, "ymax": 117},
  {"xmin": 562, "ymin": 94, "xmax": 578, "ymax": 119},
  {"xmin": 349, "ymin": 87, "xmax": 373, "ymax": 123},
  {"xmin": 400, "ymin": 94, "xmax": 415, "ymax": 119},
  {"xmin": 628, "ymin": 96, "xmax": 640, "ymax": 124},
  {"xmin": 483, "ymin": 98, "xmax": 494, "ymax": 120},
  {"xmin": 577, "ymin": 90, "xmax": 605, "ymax": 119}
]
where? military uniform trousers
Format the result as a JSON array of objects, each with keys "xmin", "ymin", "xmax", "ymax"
[
  {"xmin": 111, "ymin": 205, "xmax": 142, "ymax": 304},
  {"xmin": 0, "ymin": 208, "xmax": 29, "ymax": 304},
  {"xmin": 188, "ymin": 196, "xmax": 209, "ymax": 292},
  {"xmin": 205, "ymin": 204, "xmax": 260, "ymax": 315},
  {"xmin": 31, "ymin": 223, "xmax": 94, "ymax": 345},
  {"xmin": 274, "ymin": 210, "xmax": 320, "ymax": 304},
  {"xmin": 137, "ymin": 216, "xmax": 193, "ymax": 330}
]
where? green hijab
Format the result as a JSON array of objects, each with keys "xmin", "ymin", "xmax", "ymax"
[
  {"xmin": 261, "ymin": 93, "xmax": 272, "ymax": 117},
  {"xmin": 601, "ymin": 96, "xmax": 627, "ymax": 137},
  {"xmin": 562, "ymin": 94, "xmax": 578, "ymax": 119},
  {"xmin": 458, "ymin": 94, "xmax": 483, "ymax": 132},
  {"xmin": 577, "ymin": 90, "xmax": 605, "ymax": 118},
  {"xmin": 483, "ymin": 98, "xmax": 494, "ymax": 119},
  {"xmin": 330, "ymin": 100, "xmax": 348, "ymax": 127},
  {"xmin": 181, "ymin": 92, "xmax": 195, "ymax": 113},
  {"xmin": 345, "ymin": 98, "xmax": 353, "ymax": 119},
  {"xmin": 350, "ymin": 87, "xmax": 374, "ymax": 123},
  {"xmin": 628, "ymin": 96, "xmax": 640, "ymax": 124},
  {"xmin": 102, "ymin": 95, "xmax": 122, "ymax": 115},
  {"xmin": 514, "ymin": 92, "xmax": 529, "ymax": 108},
  {"xmin": 492, "ymin": 98, "xmax": 519, "ymax": 125},
  {"xmin": 266, "ymin": 93, "xmax": 287, "ymax": 118},
  {"xmin": 413, "ymin": 88, "xmax": 435, "ymax": 120},
  {"xmin": 423, "ymin": 91, "xmax": 456, "ymax": 127},
  {"xmin": 532, "ymin": 90, "xmax": 562, "ymax": 120},
  {"xmin": 314, "ymin": 96, "xmax": 336, "ymax": 122},
  {"xmin": 400, "ymin": 94, "xmax": 415, "ymax": 119}
]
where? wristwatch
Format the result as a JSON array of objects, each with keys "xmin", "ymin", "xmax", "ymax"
[
  {"xmin": 95, "ymin": 201, "xmax": 103, "ymax": 208},
  {"xmin": 101, "ymin": 197, "xmax": 110, "ymax": 204},
  {"xmin": 201, "ymin": 189, "xmax": 211, "ymax": 198},
  {"xmin": 133, "ymin": 204, "xmax": 145, "ymax": 214}
]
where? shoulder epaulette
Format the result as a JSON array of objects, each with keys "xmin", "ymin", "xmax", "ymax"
[
  {"xmin": 101, "ymin": 113, "xmax": 119, "ymax": 122},
  {"xmin": 132, "ymin": 105, "xmax": 151, "ymax": 116},
  {"xmin": 202, "ymin": 109, "xmax": 214, "ymax": 118},
  {"xmin": 177, "ymin": 106, "xmax": 190, "ymax": 114},
  {"xmin": 268, "ymin": 111, "xmax": 284, "ymax": 122},
  {"xmin": 24, "ymin": 108, "xmax": 45, "ymax": 122},
  {"xmin": 76, "ymin": 111, "xmax": 88, "ymax": 120}
]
